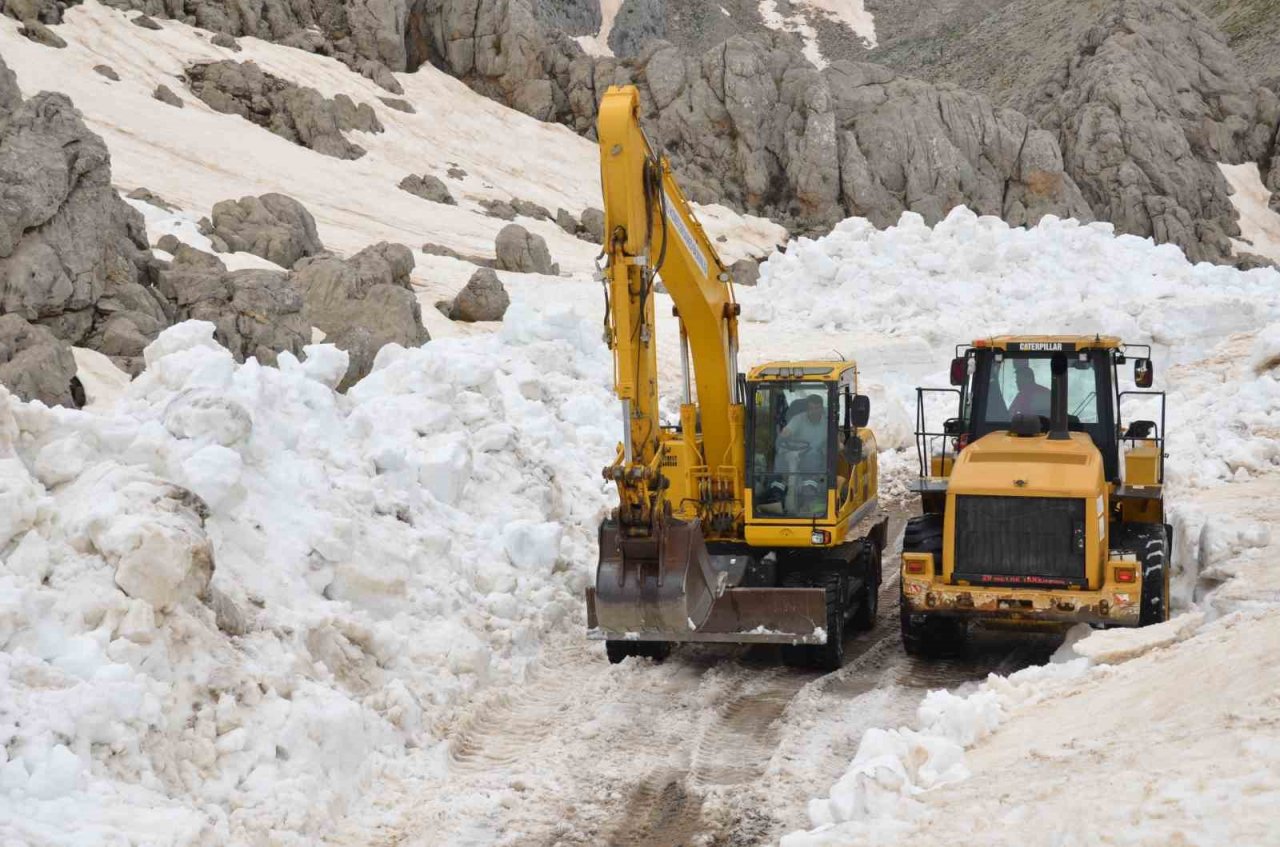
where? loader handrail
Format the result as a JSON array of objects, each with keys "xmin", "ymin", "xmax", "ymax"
[{"xmin": 914, "ymin": 387, "xmax": 962, "ymax": 479}]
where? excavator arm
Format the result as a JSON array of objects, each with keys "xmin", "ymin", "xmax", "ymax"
[{"xmin": 597, "ymin": 84, "xmax": 745, "ymax": 537}]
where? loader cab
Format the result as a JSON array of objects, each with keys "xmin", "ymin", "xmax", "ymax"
[{"xmin": 744, "ymin": 362, "xmax": 871, "ymax": 525}]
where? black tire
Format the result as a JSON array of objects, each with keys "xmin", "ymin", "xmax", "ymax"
[
  {"xmin": 899, "ymin": 514, "xmax": 965, "ymax": 657},
  {"xmin": 1114, "ymin": 523, "xmax": 1170, "ymax": 625},
  {"xmin": 850, "ymin": 539, "xmax": 881, "ymax": 631},
  {"xmin": 605, "ymin": 640, "xmax": 672, "ymax": 664},
  {"xmin": 781, "ymin": 572, "xmax": 845, "ymax": 671}
]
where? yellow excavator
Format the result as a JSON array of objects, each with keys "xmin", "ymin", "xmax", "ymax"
[
  {"xmin": 584, "ymin": 85, "xmax": 888, "ymax": 669},
  {"xmin": 901, "ymin": 336, "xmax": 1171, "ymax": 656}
]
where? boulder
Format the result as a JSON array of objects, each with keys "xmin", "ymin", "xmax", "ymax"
[
  {"xmin": 379, "ymin": 97, "xmax": 415, "ymax": 113},
  {"xmin": 448, "ymin": 268, "xmax": 510, "ymax": 321},
  {"xmin": 18, "ymin": 21, "xmax": 65, "ymax": 48},
  {"xmin": 399, "ymin": 174, "xmax": 455, "ymax": 205},
  {"xmin": 447, "ymin": 166, "xmax": 468, "ymax": 179},
  {"xmin": 153, "ymin": 84, "xmax": 184, "ymax": 107},
  {"xmin": 511, "ymin": 198, "xmax": 552, "ymax": 220},
  {"xmin": 208, "ymin": 193, "xmax": 324, "ymax": 269},
  {"xmin": 93, "ymin": 64, "xmax": 120, "ymax": 81},
  {"xmin": 580, "ymin": 207, "xmax": 605, "ymax": 243},
  {"xmin": 131, "ymin": 13, "xmax": 161, "ymax": 29},
  {"xmin": 0, "ymin": 314, "xmax": 78, "ymax": 407},
  {"xmin": 555, "ymin": 208, "xmax": 579, "ymax": 234},
  {"xmin": 126, "ymin": 187, "xmax": 177, "ymax": 211},
  {"xmin": 479, "ymin": 198, "xmax": 518, "ymax": 220},
  {"xmin": 729, "ymin": 258, "xmax": 760, "ymax": 287},
  {"xmin": 155, "ymin": 247, "xmax": 309, "ymax": 365},
  {"xmin": 495, "ymin": 224, "xmax": 557, "ymax": 274},
  {"xmin": 185, "ymin": 60, "xmax": 383, "ymax": 160},
  {"xmin": 156, "ymin": 234, "xmax": 182, "ymax": 253},
  {"xmin": 292, "ymin": 242, "xmax": 430, "ymax": 389},
  {"xmin": 210, "ymin": 33, "xmax": 241, "ymax": 51},
  {"xmin": 421, "ymin": 243, "xmax": 495, "ymax": 267}
]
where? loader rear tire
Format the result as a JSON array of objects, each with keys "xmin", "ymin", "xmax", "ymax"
[{"xmin": 900, "ymin": 603, "xmax": 966, "ymax": 658}]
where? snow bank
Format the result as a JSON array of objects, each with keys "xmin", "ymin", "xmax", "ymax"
[{"xmin": 0, "ymin": 302, "xmax": 617, "ymax": 843}]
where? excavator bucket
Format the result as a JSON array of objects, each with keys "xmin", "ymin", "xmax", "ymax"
[{"xmin": 588, "ymin": 518, "xmax": 829, "ymax": 645}]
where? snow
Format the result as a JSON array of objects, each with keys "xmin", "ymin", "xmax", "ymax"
[
  {"xmin": 1219, "ymin": 162, "xmax": 1280, "ymax": 264},
  {"xmin": 0, "ymin": 301, "xmax": 619, "ymax": 842},
  {"xmin": 758, "ymin": 0, "xmax": 876, "ymax": 68},
  {"xmin": 576, "ymin": 0, "xmax": 625, "ymax": 57}
]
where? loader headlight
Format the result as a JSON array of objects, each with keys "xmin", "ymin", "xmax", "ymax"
[{"xmin": 811, "ymin": 529, "xmax": 830, "ymax": 545}]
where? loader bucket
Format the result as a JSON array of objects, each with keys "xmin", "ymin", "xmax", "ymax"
[{"xmin": 594, "ymin": 517, "xmax": 719, "ymax": 635}]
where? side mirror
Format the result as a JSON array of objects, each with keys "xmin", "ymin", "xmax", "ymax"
[
  {"xmin": 942, "ymin": 417, "xmax": 963, "ymax": 436},
  {"xmin": 949, "ymin": 357, "xmax": 967, "ymax": 386},
  {"xmin": 850, "ymin": 394, "xmax": 870, "ymax": 428},
  {"xmin": 1124, "ymin": 419, "xmax": 1155, "ymax": 439},
  {"xmin": 1134, "ymin": 358, "xmax": 1153, "ymax": 388}
]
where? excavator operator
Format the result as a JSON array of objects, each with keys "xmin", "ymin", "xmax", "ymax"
[{"xmin": 775, "ymin": 394, "xmax": 829, "ymax": 514}]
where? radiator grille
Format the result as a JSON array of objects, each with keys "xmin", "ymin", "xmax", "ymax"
[{"xmin": 953, "ymin": 495, "xmax": 1086, "ymax": 587}]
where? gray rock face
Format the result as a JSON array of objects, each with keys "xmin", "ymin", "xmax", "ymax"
[
  {"xmin": 399, "ymin": 174, "xmax": 455, "ymax": 204},
  {"xmin": 533, "ymin": 0, "xmax": 601, "ymax": 37},
  {"xmin": 448, "ymin": 267, "xmax": 510, "ymax": 321},
  {"xmin": 0, "ymin": 56, "xmax": 161, "ymax": 378},
  {"xmin": 156, "ymin": 247, "xmax": 308, "ymax": 365},
  {"xmin": 610, "ymin": 0, "xmax": 665, "ymax": 58},
  {"xmin": 153, "ymin": 84, "xmax": 184, "ymax": 107},
  {"xmin": 292, "ymin": 242, "xmax": 429, "ymax": 389},
  {"xmin": 495, "ymin": 224, "xmax": 558, "ymax": 274},
  {"xmin": 185, "ymin": 60, "xmax": 383, "ymax": 160},
  {"xmin": 0, "ymin": 314, "xmax": 77, "ymax": 407},
  {"xmin": 208, "ymin": 194, "xmax": 324, "ymax": 268}
]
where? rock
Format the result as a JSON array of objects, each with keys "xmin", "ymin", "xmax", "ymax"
[
  {"xmin": 292, "ymin": 243, "xmax": 430, "ymax": 389},
  {"xmin": 580, "ymin": 207, "xmax": 605, "ymax": 243},
  {"xmin": 357, "ymin": 59, "xmax": 404, "ymax": 95},
  {"xmin": 479, "ymin": 198, "xmax": 518, "ymax": 220},
  {"xmin": 185, "ymin": 60, "xmax": 383, "ymax": 160},
  {"xmin": 19, "ymin": 21, "xmax": 65, "ymax": 48},
  {"xmin": 126, "ymin": 187, "xmax": 177, "ymax": 211},
  {"xmin": 511, "ymin": 198, "xmax": 552, "ymax": 220},
  {"xmin": 0, "ymin": 55, "xmax": 159, "ymax": 373},
  {"xmin": 0, "ymin": 315, "xmax": 78, "ymax": 407},
  {"xmin": 729, "ymin": 258, "xmax": 760, "ymax": 287},
  {"xmin": 131, "ymin": 13, "xmax": 161, "ymax": 30},
  {"xmin": 156, "ymin": 234, "xmax": 182, "ymax": 254},
  {"xmin": 153, "ymin": 84, "xmax": 184, "ymax": 107},
  {"xmin": 399, "ymin": 174, "xmax": 456, "ymax": 205},
  {"xmin": 156, "ymin": 251, "xmax": 309, "ymax": 365},
  {"xmin": 210, "ymin": 33, "xmax": 241, "ymax": 52},
  {"xmin": 379, "ymin": 97, "xmax": 416, "ymax": 113},
  {"xmin": 208, "ymin": 194, "xmax": 324, "ymax": 269},
  {"xmin": 93, "ymin": 64, "xmax": 121, "ymax": 81},
  {"xmin": 421, "ymin": 243, "xmax": 495, "ymax": 267},
  {"xmin": 495, "ymin": 224, "xmax": 557, "ymax": 274},
  {"xmin": 448, "ymin": 267, "xmax": 510, "ymax": 321},
  {"xmin": 447, "ymin": 166, "xmax": 468, "ymax": 179},
  {"xmin": 1234, "ymin": 252, "xmax": 1276, "ymax": 271},
  {"xmin": 555, "ymin": 208, "xmax": 579, "ymax": 234}
]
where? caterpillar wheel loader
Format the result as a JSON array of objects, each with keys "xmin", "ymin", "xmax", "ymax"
[
  {"xmin": 584, "ymin": 85, "xmax": 888, "ymax": 671},
  {"xmin": 901, "ymin": 336, "xmax": 1172, "ymax": 657}
]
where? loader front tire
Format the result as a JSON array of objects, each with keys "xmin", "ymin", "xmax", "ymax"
[
  {"xmin": 781, "ymin": 573, "xmax": 845, "ymax": 672},
  {"xmin": 605, "ymin": 640, "xmax": 672, "ymax": 664}
]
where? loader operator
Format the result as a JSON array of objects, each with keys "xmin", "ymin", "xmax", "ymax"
[{"xmin": 1008, "ymin": 362, "xmax": 1051, "ymax": 419}]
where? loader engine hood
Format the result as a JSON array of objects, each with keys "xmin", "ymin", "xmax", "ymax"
[{"xmin": 950, "ymin": 431, "xmax": 1105, "ymax": 498}]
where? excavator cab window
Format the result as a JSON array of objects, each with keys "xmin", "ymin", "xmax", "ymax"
[{"xmin": 748, "ymin": 381, "xmax": 834, "ymax": 518}]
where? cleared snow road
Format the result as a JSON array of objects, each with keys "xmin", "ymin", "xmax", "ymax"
[{"xmin": 331, "ymin": 508, "xmax": 1062, "ymax": 846}]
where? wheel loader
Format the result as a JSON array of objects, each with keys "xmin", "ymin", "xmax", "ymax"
[
  {"xmin": 584, "ymin": 85, "xmax": 888, "ymax": 670},
  {"xmin": 900, "ymin": 336, "xmax": 1171, "ymax": 656}
]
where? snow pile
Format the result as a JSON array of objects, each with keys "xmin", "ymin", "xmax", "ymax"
[
  {"xmin": 785, "ymin": 659, "xmax": 1091, "ymax": 843},
  {"xmin": 0, "ymin": 304, "xmax": 617, "ymax": 843}
]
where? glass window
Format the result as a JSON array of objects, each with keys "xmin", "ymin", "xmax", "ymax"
[
  {"xmin": 750, "ymin": 382, "xmax": 830, "ymax": 518},
  {"xmin": 982, "ymin": 354, "xmax": 1100, "ymax": 425}
]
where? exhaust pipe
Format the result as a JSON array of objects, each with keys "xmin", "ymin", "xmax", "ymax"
[{"xmin": 1048, "ymin": 352, "xmax": 1070, "ymax": 441}]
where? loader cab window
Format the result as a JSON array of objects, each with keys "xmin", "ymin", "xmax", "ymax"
[
  {"xmin": 749, "ymin": 382, "xmax": 832, "ymax": 518},
  {"xmin": 971, "ymin": 349, "xmax": 1118, "ymax": 478}
]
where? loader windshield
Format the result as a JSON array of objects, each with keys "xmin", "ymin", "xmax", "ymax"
[
  {"xmin": 749, "ymin": 382, "xmax": 832, "ymax": 518},
  {"xmin": 983, "ymin": 353, "xmax": 1101, "ymax": 425}
]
